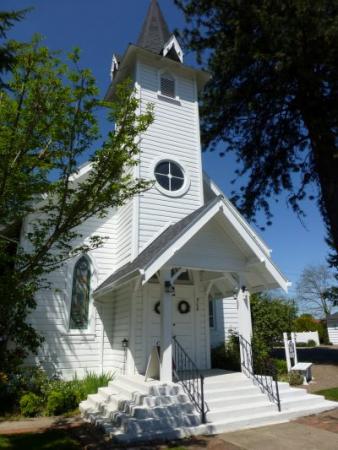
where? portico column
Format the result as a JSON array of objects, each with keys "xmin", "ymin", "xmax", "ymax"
[
  {"xmin": 160, "ymin": 269, "xmax": 173, "ymax": 382},
  {"xmin": 237, "ymin": 282, "xmax": 253, "ymax": 375}
]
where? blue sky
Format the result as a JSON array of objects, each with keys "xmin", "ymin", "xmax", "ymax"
[{"xmin": 3, "ymin": 0, "xmax": 329, "ymax": 297}]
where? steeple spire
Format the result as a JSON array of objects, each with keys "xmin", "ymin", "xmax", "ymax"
[{"xmin": 137, "ymin": 0, "xmax": 171, "ymax": 54}]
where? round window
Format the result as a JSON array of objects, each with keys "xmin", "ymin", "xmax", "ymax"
[{"xmin": 154, "ymin": 161, "xmax": 185, "ymax": 192}]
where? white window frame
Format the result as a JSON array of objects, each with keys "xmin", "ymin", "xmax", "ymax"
[
  {"xmin": 151, "ymin": 156, "xmax": 190, "ymax": 198},
  {"xmin": 209, "ymin": 298, "xmax": 216, "ymax": 329},
  {"xmin": 157, "ymin": 69, "xmax": 180, "ymax": 102},
  {"xmin": 66, "ymin": 254, "xmax": 97, "ymax": 336}
]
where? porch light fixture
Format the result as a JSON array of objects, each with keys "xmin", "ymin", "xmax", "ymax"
[
  {"xmin": 165, "ymin": 281, "xmax": 175, "ymax": 295},
  {"xmin": 121, "ymin": 338, "xmax": 129, "ymax": 349},
  {"xmin": 241, "ymin": 285, "xmax": 246, "ymax": 293}
]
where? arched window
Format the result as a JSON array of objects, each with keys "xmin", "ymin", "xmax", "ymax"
[
  {"xmin": 69, "ymin": 256, "xmax": 91, "ymax": 330},
  {"xmin": 160, "ymin": 73, "xmax": 175, "ymax": 98}
]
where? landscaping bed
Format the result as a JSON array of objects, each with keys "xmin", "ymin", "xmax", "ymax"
[{"xmin": 0, "ymin": 367, "xmax": 113, "ymax": 420}]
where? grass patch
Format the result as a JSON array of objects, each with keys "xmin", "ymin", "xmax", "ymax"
[
  {"xmin": 314, "ymin": 387, "xmax": 338, "ymax": 401},
  {"xmin": 0, "ymin": 430, "xmax": 80, "ymax": 450}
]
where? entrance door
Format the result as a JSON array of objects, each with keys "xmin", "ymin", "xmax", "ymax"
[
  {"xmin": 172, "ymin": 286, "xmax": 195, "ymax": 358},
  {"xmin": 146, "ymin": 284, "xmax": 195, "ymax": 363}
]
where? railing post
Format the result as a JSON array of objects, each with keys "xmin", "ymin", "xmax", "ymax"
[
  {"xmin": 200, "ymin": 374, "xmax": 206, "ymax": 423},
  {"xmin": 273, "ymin": 368, "xmax": 281, "ymax": 412}
]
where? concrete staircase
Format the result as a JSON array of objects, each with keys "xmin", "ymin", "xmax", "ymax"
[
  {"xmin": 80, "ymin": 370, "xmax": 337, "ymax": 443},
  {"xmin": 201, "ymin": 371, "xmax": 337, "ymax": 435},
  {"xmin": 79, "ymin": 373, "xmax": 203, "ymax": 444}
]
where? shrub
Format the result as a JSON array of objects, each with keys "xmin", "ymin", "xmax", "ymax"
[
  {"xmin": 273, "ymin": 359, "xmax": 288, "ymax": 377},
  {"xmin": 20, "ymin": 393, "xmax": 42, "ymax": 417},
  {"xmin": 211, "ymin": 334, "xmax": 240, "ymax": 371},
  {"xmin": 308, "ymin": 339, "xmax": 317, "ymax": 347},
  {"xmin": 288, "ymin": 371, "xmax": 304, "ymax": 386},
  {"xmin": 46, "ymin": 388, "xmax": 78, "ymax": 416},
  {"xmin": 79, "ymin": 371, "xmax": 113, "ymax": 398}
]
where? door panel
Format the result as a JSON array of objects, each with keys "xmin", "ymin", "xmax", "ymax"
[{"xmin": 146, "ymin": 284, "xmax": 195, "ymax": 361}]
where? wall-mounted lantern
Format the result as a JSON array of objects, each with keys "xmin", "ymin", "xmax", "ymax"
[{"xmin": 122, "ymin": 338, "xmax": 129, "ymax": 349}]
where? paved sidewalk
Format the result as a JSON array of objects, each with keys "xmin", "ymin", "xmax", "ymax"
[
  {"xmin": 215, "ymin": 421, "xmax": 338, "ymax": 450},
  {"xmin": 1, "ymin": 410, "xmax": 338, "ymax": 449},
  {"xmin": 0, "ymin": 415, "xmax": 82, "ymax": 435}
]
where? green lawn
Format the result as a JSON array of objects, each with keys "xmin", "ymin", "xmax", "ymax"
[
  {"xmin": 0, "ymin": 430, "xmax": 80, "ymax": 450},
  {"xmin": 314, "ymin": 387, "xmax": 338, "ymax": 401}
]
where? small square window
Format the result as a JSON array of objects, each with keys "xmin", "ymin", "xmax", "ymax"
[{"xmin": 161, "ymin": 76, "xmax": 175, "ymax": 98}]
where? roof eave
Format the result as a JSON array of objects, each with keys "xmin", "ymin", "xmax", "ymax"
[
  {"xmin": 94, "ymin": 269, "xmax": 142, "ymax": 298},
  {"xmin": 105, "ymin": 44, "xmax": 211, "ymax": 101}
]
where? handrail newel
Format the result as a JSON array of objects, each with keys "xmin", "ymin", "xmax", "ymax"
[
  {"xmin": 239, "ymin": 334, "xmax": 281, "ymax": 412},
  {"xmin": 172, "ymin": 336, "xmax": 208, "ymax": 423}
]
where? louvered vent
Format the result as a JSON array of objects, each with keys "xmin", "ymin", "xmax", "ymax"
[{"xmin": 160, "ymin": 76, "xmax": 175, "ymax": 98}]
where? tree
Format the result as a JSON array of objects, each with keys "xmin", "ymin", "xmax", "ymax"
[
  {"xmin": 0, "ymin": 37, "xmax": 153, "ymax": 372},
  {"xmin": 250, "ymin": 293, "xmax": 297, "ymax": 354},
  {"xmin": 0, "ymin": 9, "xmax": 28, "ymax": 87},
  {"xmin": 293, "ymin": 314, "xmax": 329, "ymax": 344},
  {"xmin": 175, "ymin": 0, "xmax": 338, "ymax": 266},
  {"xmin": 296, "ymin": 264, "xmax": 336, "ymax": 318}
]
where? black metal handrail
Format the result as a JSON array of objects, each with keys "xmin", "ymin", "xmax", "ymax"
[
  {"xmin": 172, "ymin": 336, "xmax": 208, "ymax": 423},
  {"xmin": 239, "ymin": 335, "xmax": 281, "ymax": 412}
]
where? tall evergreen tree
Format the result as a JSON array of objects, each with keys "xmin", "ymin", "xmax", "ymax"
[
  {"xmin": 0, "ymin": 9, "xmax": 27, "ymax": 86},
  {"xmin": 175, "ymin": 0, "xmax": 338, "ymax": 266}
]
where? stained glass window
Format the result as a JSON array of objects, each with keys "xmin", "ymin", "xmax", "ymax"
[{"xmin": 70, "ymin": 256, "xmax": 91, "ymax": 330}]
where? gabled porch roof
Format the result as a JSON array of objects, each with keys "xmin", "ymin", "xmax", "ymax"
[{"xmin": 94, "ymin": 196, "xmax": 289, "ymax": 298}]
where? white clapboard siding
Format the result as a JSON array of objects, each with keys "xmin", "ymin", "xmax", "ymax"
[
  {"xmin": 327, "ymin": 319, "xmax": 338, "ymax": 344},
  {"xmin": 21, "ymin": 204, "xmax": 124, "ymax": 378},
  {"xmin": 101, "ymin": 284, "xmax": 131, "ymax": 374},
  {"xmin": 133, "ymin": 286, "xmax": 146, "ymax": 374},
  {"xmin": 210, "ymin": 297, "xmax": 239, "ymax": 348},
  {"xmin": 136, "ymin": 59, "xmax": 203, "ymax": 252},
  {"xmin": 169, "ymin": 219, "xmax": 247, "ymax": 272}
]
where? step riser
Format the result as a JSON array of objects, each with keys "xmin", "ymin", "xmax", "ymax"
[
  {"xmin": 207, "ymin": 394, "xmax": 267, "ymax": 409},
  {"xmin": 114, "ymin": 375, "xmax": 152, "ymax": 393},
  {"xmin": 207, "ymin": 403, "xmax": 275, "ymax": 422},
  {"xmin": 205, "ymin": 387, "xmax": 261, "ymax": 400}
]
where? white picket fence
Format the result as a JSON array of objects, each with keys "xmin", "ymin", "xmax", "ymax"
[{"xmin": 294, "ymin": 331, "xmax": 320, "ymax": 346}]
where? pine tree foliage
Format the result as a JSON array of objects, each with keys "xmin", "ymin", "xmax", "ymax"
[{"xmin": 175, "ymin": 0, "xmax": 338, "ymax": 266}]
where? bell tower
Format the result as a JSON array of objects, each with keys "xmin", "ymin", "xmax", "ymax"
[{"xmin": 106, "ymin": 0, "xmax": 209, "ymax": 257}]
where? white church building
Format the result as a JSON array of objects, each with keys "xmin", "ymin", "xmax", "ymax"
[{"xmin": 24, "ymin": 0, "xmax": 336, "ymax": 442}]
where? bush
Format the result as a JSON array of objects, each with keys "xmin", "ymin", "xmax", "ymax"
[
  {"xmin": 79, "ymin": 371, "xmax": 113, "ymax": 398},
  {"xmin": 288, "ymin": 371, "xmax": 304, "ymax": 386},
  {"xmin": 211, "ymin": 334, "xmax": 240, "ymax": 371},
  {"xmin": 20, "ymin": 393, "xmax": 42, "ymax": 417},
  {"xmin": 296, "ymin": 340, "xmax": 317, "ymax": 347},
  {"xmin": 273, "ymin": 359, "xmax": 288, "ymax": 377},
  {"xmin": 46, "ymin": 388, "xmax": 78, "ymax": 416}
]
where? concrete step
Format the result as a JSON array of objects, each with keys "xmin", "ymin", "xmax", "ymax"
[
  {"xmin": 204, "ymin": 384, "xmax": 260, "ymax": 400},
  {"xmin": 207, "ymin": 400, "xmax": 275, "ymax": 422},
  {"xmin": 114, "ymin": 374, "xmax": 153, "ymax": 393},
  {"xmin": 205, "ymin": 400, "xmax": 337, "ymax": 435}
]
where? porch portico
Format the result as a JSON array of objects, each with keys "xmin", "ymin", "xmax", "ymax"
[{"xmin": 94, "ymin": 196, "xmax": 289, "ymax": 381}]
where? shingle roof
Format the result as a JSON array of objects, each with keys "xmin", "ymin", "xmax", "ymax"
[
  {"xmin": 95, "ymin": 196, "xmax": 222, "ymax": 294},
  {"xmin": 136, "ymin": 0, "xmax": 171, "ymax": 54}
]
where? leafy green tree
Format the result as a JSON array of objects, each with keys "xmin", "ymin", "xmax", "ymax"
[
  {"xmin": 0, "ymin": 37, "xmax": 153, "ymax": 372},
  {"xmin": 175, "ymin": 0, "xmax": 338, "ymax": 266},
  {"xmin": 296, "ymin": 264, "xmax": 336, "ymax": 318},
  {"xmin": 250, "ymin": 293, "xmax": 297, "ymax": 354},
  {"xmin": 294, "ymin": 313, "xmax": 329, "ymax": 344}
]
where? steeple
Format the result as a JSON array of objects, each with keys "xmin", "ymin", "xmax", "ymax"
[{"xmin": 137, "ymin": 0, "xmax": 171, "ymax": 54}]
